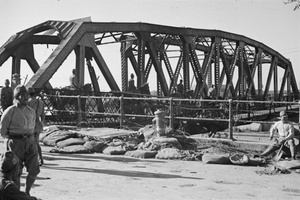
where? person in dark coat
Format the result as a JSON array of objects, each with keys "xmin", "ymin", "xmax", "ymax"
[{"xmin": 1, "ymin": 79, "xmax": 13, "ymax": 112}]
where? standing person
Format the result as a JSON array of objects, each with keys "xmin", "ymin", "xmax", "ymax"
[
  {"xmin": 1, "ymin": 79, "xmax": 13, "ymax": 111},
  {"xmin": 0, "ymin": 84, "xmax": 40, "ymax": 195},
  {"xmin": 128, "ymin": 73, "xmax": 137, "ymax": 92},
  {"xmin": 207, "ymin": 84, "xmax": 217, "ymax": 99},
  {"xmin": 69, "ymin": 68, "xmax": 80, "ymax": 90},
  {"xmin": 0, "ymin": 151, "xmax": 40, "ymax": 200},
  {"xmin": 27, "ymin": 87, "xmax": 45, "ymax": 166},
  {"xmin": 176, "ymin": 79, "xmax": 184, "ymax": 96},
  {"xmin": 260, "ymin": 110, "xmax": 297, "ymax": 160}
]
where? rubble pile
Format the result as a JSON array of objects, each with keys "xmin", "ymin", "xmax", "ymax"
[{"xmin": 39, "ymin": 124, "xmax": 267, "ymax": 166}]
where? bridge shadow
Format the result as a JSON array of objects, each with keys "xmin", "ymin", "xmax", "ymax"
[
  {"xmin": 43, "ymin": 166, "xmax": 203, "ymax": 180},
  {"xmin": 42, "ymin": 152, "xmax": 166, "ymax": 163}
]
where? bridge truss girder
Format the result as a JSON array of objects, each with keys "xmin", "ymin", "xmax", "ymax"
[{"xmin": 0, "ymin": 20, "xmax": 298, "ymax": 101}]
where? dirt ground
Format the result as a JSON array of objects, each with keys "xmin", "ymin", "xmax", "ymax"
[{"xmin": 2, "ymin": 138, "xmax": 300, "ymax": 200}]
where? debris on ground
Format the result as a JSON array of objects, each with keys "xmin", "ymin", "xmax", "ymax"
[{"xmin": 39, "ymin": 124, "xmax": 297, "ymax": 172}]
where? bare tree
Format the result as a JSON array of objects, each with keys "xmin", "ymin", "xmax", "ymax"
[{"xmin": 284, "ymin": 0, "xmax": 300, "ymax": 10}]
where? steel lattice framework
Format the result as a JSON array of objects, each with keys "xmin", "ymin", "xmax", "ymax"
[{"xmin": 0, "ymin": 18, "xmax": 298, "ymax": 101}]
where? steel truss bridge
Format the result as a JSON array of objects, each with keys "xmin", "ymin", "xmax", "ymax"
[{"xmin": 0, "ymin": 18, "xmax": 298, "ymax": 101}]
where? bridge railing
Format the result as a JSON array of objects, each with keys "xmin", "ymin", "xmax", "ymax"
[{"xmin": 40, "ymin": 93, "xmax": 300, "ymax": 139}]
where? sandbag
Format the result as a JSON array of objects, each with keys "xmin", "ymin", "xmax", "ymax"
[
  {"xmin": 84, "ymin": 141, "xmax": 107, "ymax": 153},
  {"xmin": 276, "ymin": 160, "xmax": 300, "ymax": 169},
  {"xmin": 229, "ymin": 153, "xmax": 249, "ymax": 165},
  {"xmin": 39, "ymin": 127, "xmax": 60, "ymax": 142},
  {"xmin": 235, "ymin": 123, "xmax": 262, "ymax": 132},
  {"xmin": 102, "ymin": 146, "xmax": 126, "ymax": 155},
  {"xmin": 152, "ymin": 137, "xmax": 182, "ymax": 150},
  {"xmin": 56, "ymin": 137, "xmax": 86, "ymax": 148},
  {"xmin": 125, "ymin": 150, "xmax": 157, "ymax": 159},
  {"xmin": 43, "ymin": 130, "xmax": 78, "ymax": 146},
  {"xmin": 108, "ymin": 138, "xmax": 125, "ymax": 146},
  {"xmin": 50, "ymin": 145, "xmax": 90, "ymax": 154},
  {"xmin": 155, "ymin": 148, "xmax": 183, "ymax": 160},
  {"xmin": 202, "ymin": 153, "xmax": 231, "ymax": 164}
]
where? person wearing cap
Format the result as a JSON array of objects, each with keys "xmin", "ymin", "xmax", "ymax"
[
  {"xmin": 27, "ymin": 87, "xmax": 45, "ymax": 166},
  {"xmin": 260, "ymin": 110, "xmax": 297, "ymax": 160},
  {"xmin": 0, "ymin": 84, "xmax": 40, "ymax": 195},
  {"xmin": 0, "ymin": 151, "xmax": 40, "ymax": 200},
  {"xmin": 1, "ymin": 79, "xmax": 13, "ymax": 112}
]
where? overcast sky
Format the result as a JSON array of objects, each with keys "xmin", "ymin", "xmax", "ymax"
[{"xmin": 0, "ymin": 0, "xmax": 299, "ymax": 90}]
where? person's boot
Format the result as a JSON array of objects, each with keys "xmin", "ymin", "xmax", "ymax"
[
  {"xmin": 260, "ymin": 145, "xmax": 280, "ymax": 157},
  {"xmin": 25, "ymin": 175, "xmax": 36, "ymax": 195},
  {"xmin": 290, "ymin": 144, "xmax": 296, "ymax": 160}
]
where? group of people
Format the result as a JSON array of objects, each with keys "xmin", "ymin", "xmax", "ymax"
[
  {"xmin": 0, "ymin": 70, "xmax": 298, "ymax": 199},
  {"xmin": 0, "ymin": 80, "xmax": 44, "ymax": 199}
]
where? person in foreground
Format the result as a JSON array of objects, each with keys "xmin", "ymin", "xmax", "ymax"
[
  {"xmin": 0, "ymin": 151, "xmax": 41, "ymax": 200},
  {"xmin": 260, "ymin": 110, "xmax": 297, "ymax": 160},
  {"xmin": 0, "ymin": 85, "xmax": 40, "ymax": 195}
]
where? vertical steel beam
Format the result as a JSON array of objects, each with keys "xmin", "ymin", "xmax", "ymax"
[
  {"xmin": 157, "ymin": 47, "xmax": 162, "ymax": 96},
  {"xmin": 273, "ymin": 64, "xmax": 278, "ymax": 100},
  {"xmin": 137, "ymin": 34, "xmax": 146, "ymax": 88},
  {"xmin": 257, "ymin": 59, "xmax": 263, "ymax": 98},
  {"xmin": 75, "ymin": 45, "xmax": 85, "ymax": 87},
  {"xmin": 287, "ymin": 69, "xmax": 291, "ymax": 101},
  {"xmin": 120, "ymin": 41, "xmax": 128, "ymax": 92},
  {"xmin": 214, "ymin": 37, "xmax": 221, "ymax": 97},
  {"xmin": 238, "ymin": 42, "xmax": 245, "ymax": 98},
  {"xmin": 182, "ymin": 40, "xmax": 190, "ymax": 93}
]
